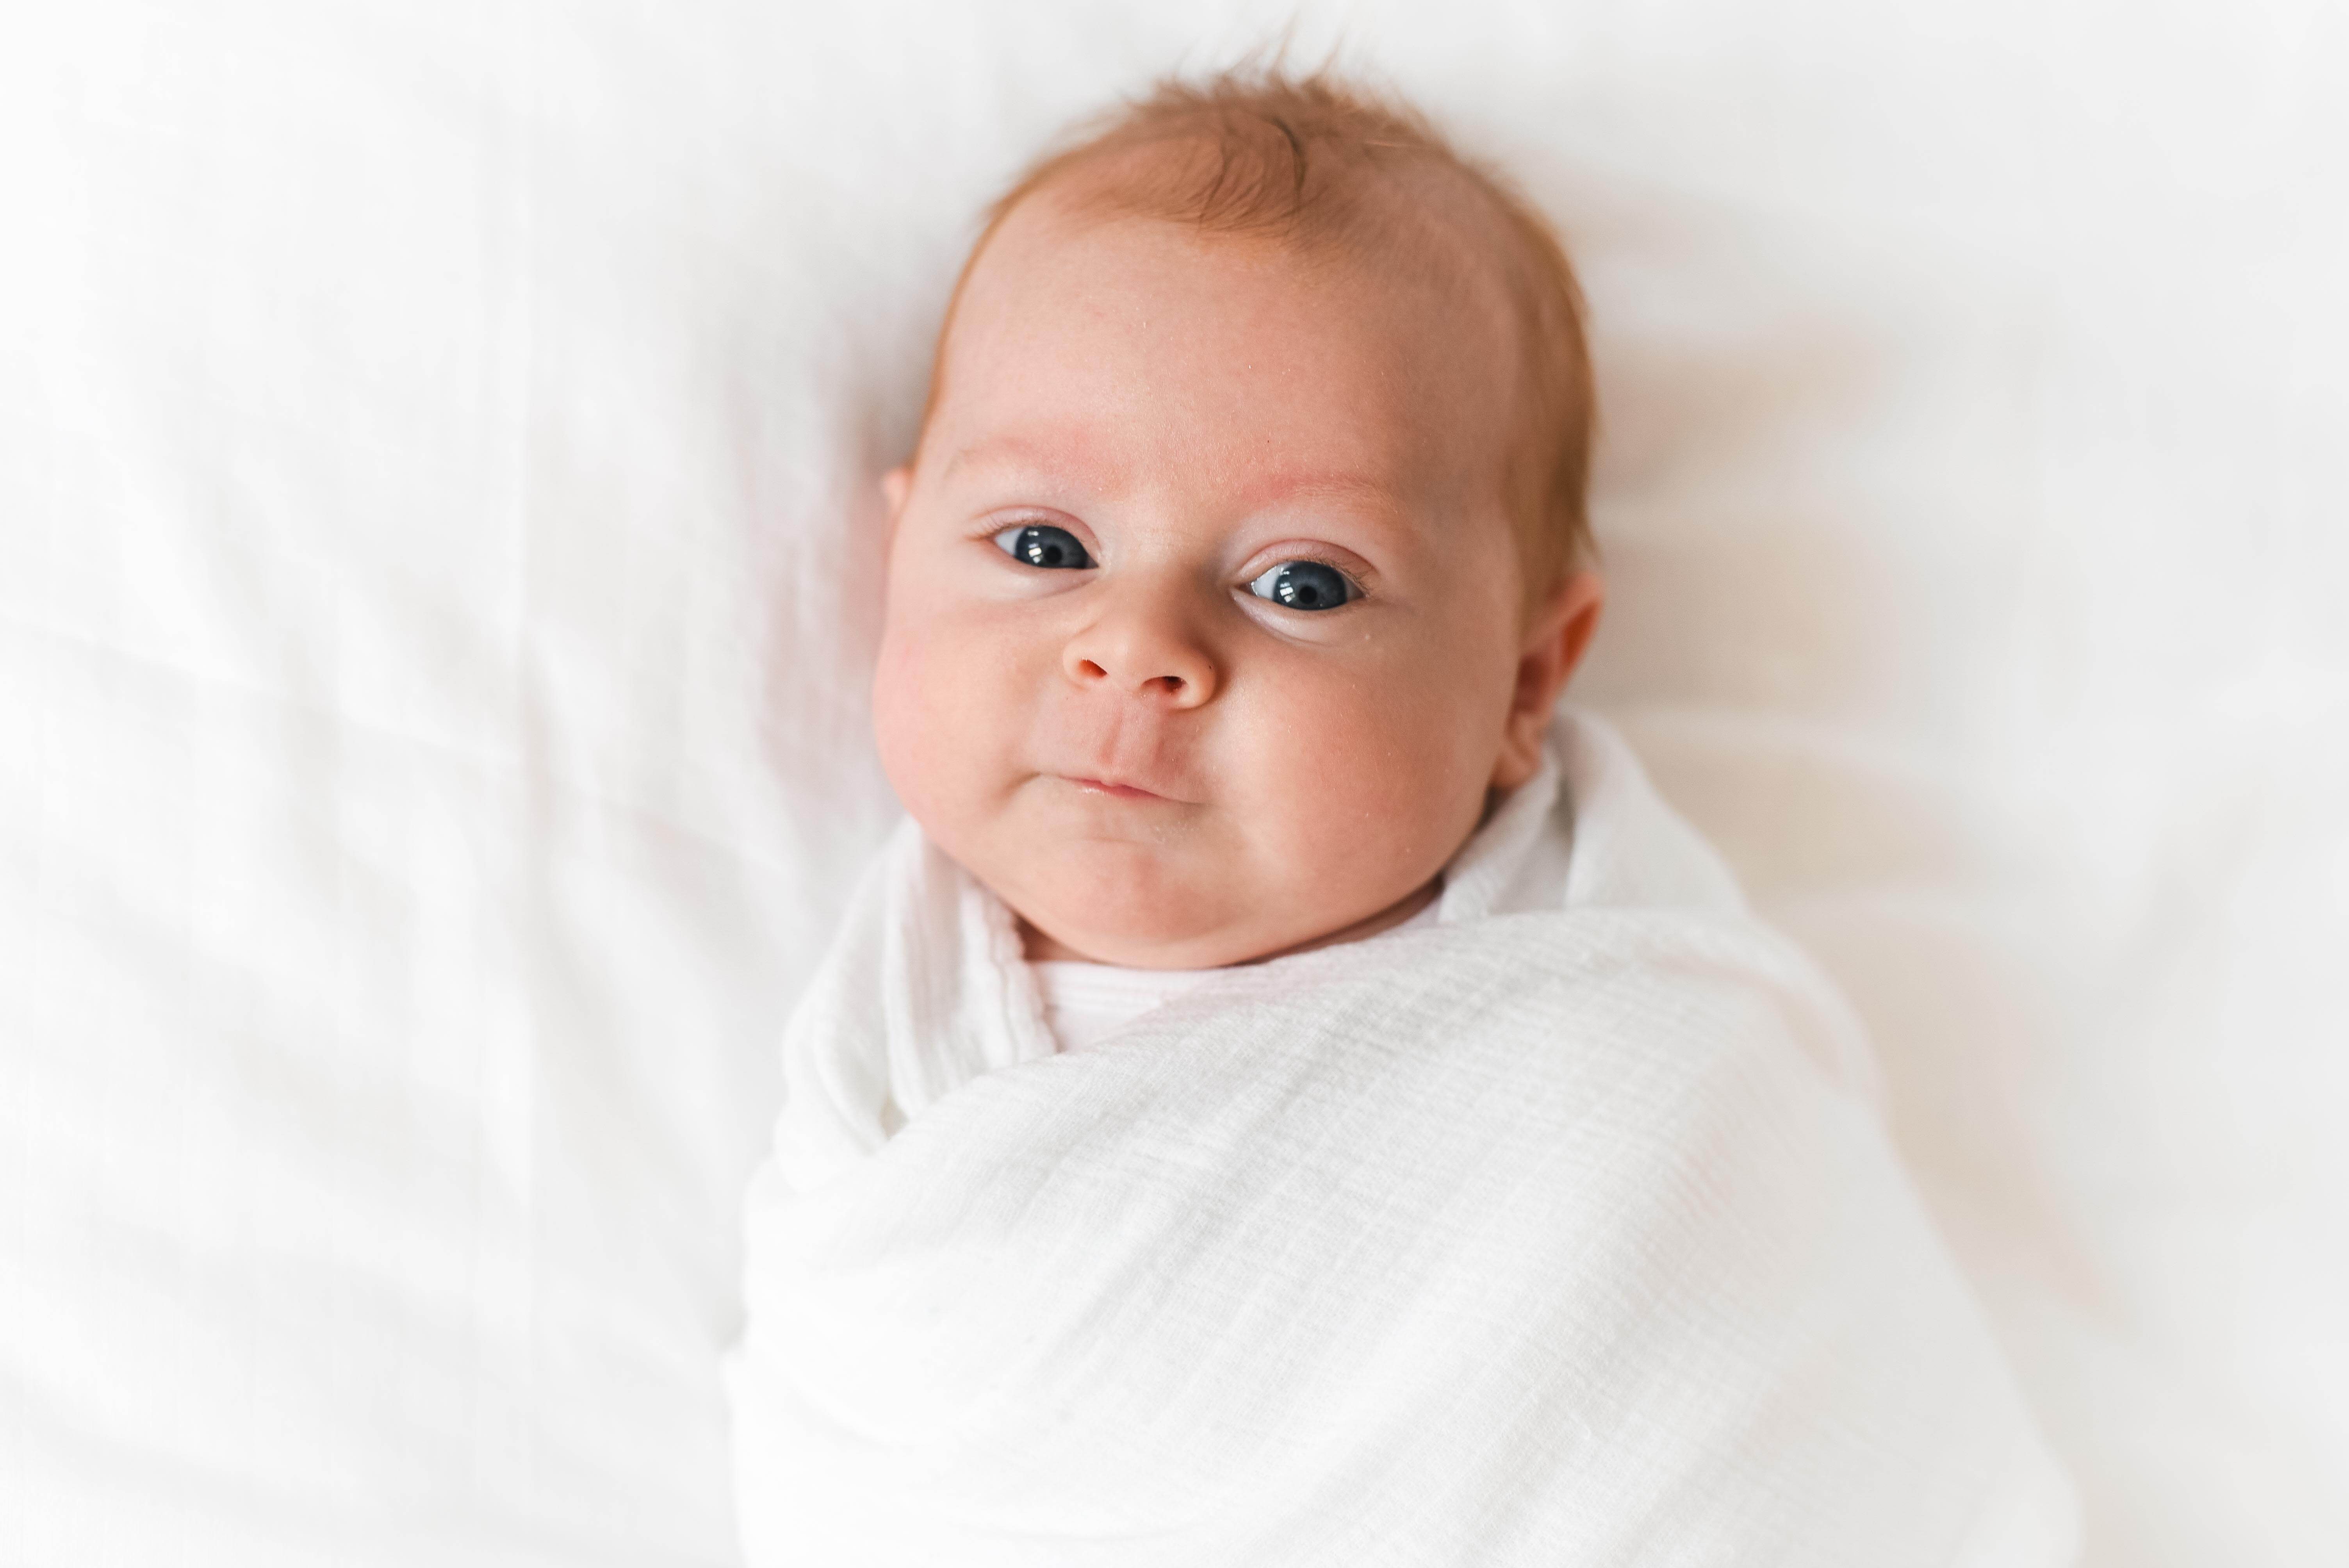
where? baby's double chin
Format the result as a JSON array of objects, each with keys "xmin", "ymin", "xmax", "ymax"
[
  {"xmin": 1016, "ymin": 877, "xmax": 1442, "ymax": 970},
  {"xmin": 1246, "ymin": 878, "xmax": 1442, "ymax": 963},
  {"xmin": 1009, "ymin": 874, "xmax": 1234, "ymax": 968}
]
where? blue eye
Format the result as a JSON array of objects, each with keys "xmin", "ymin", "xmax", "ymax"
[
  {"xmin": 1246, "ymin": 559, "xmax": 1357, "ymax": 611},
  {"xmin": 993, "ymin": 523, "xmax": 1094, "ymax": 570}
]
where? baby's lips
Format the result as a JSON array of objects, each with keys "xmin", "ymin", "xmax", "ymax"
[
  {"xmin": 1067, "ymin": 775, "xmax": 1168, "ymax": 802},
  {"xmin": 1042, "ymin": 765, "xmax": 1198, "ymax": 805}
]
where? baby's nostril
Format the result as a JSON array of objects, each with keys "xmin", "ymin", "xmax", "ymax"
[
  {"xmin": 1157, "ymin": 676, "xmax": 1185, "ymax": 695},
  {"xmin": 1078, "ymin": 659, "xmax": 1107, "ymax": 679}
]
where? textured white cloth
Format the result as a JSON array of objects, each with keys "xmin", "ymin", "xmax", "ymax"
[{"xmin": 726, "ymin": 711, "xmax": 2078, "ymax": 1565}]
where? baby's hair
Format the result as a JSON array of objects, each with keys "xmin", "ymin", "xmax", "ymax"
[{"xmin": 924, "ymin": 65, "xmax": 1597, "ymax": 604}]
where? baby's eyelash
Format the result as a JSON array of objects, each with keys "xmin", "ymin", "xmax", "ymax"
[
  {"xmin": 1259, "ymin": 551, "xmax": 1358, "ymax": 579},
  {"xmin": 970, "ymin": 511, "xmax": 1058, "ymax": 543},
  {"xmin": 1244, "ymin": 548, "xmax": 1373, "ymax": 587}
]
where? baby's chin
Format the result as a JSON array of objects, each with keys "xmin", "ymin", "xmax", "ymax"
[
  {"xmin": 1002, "ymin": 858, "xmax": 1265, "ymax": 970},
  {"xmin": 998, "ymin": 847, "xmax": 1435, "ymax": 970},
  {"xmin": 933, "ymin": 802, "xmax": 1432, "ymax": 969},
  {"xmin": 963, "ymin": 836, "xmax": 1277, "ymax": 967}
]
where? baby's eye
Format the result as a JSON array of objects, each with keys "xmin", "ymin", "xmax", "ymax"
[
  {"xmin": 1246, "ymin": 559, "xmax": 1358, "ymax": 611},
  {"xmin": 993, "ymin": 523, "xmax": 1094, "ymax": 570}
]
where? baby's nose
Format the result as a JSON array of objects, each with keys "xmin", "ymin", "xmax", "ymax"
[{"xmin": 1063, "ymin": 605, "xmax": 1217, "ymax": 708}]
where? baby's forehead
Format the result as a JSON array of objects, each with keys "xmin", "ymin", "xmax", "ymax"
[
  {"xmin": 937, "ymin": 201, "xmax": 1518, "ymax": 496},
  {"xmin": 941, "ymin": 175, "xmax": 1525, "ymax": 426}
]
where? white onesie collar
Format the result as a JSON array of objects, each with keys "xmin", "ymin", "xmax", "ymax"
[{"xmin": 1031, "ymin": 900, "xmax": 1444, "ymax": 1054}]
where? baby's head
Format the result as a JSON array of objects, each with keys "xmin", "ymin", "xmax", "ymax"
[{"xmin": 873, "ymin": 69, "xmax": 1603, "ymax": 968}]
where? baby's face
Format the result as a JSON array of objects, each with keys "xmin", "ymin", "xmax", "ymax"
[{"xmin": 873, "ymin": 198, "xmax": 1577, "ymax": 968}]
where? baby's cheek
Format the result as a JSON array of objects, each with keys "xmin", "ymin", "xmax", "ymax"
[
  {"xmin": 1246, "ymin": 682, "xmax": 1481, "ymax": 892},
  {"xmin": 872, "ymin": 617, "xmax": 966, "ymax": 827},
  {"xmin": 876, "ymin": 603, "xmax": 1037, "ymax": 857}
]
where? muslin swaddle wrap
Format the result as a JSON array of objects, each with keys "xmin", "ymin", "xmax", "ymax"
[{"xmin": 726, "ymin": 711, "xmax": 2077, "ymax": 1565}]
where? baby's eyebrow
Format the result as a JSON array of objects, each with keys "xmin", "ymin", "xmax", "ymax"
[
  {"xmin": 1241, "ymin": 471, "xmax": 1411, "ymax": 517},
  {"xmin": 940, "ymin": 433, "xmax": 1101, "ymax": 490}
]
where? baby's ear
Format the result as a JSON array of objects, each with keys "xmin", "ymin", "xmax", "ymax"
[
  {"xmin": 1492, "ymin": 570, "xmax": 1605, "ymax": 791},
  {"xmin": 880, "ymin": 465, "xmax": 912, "ymax": 528},
  {"xmin": 1545, "ymin": 569, "xmax": 1605, "ymax": 688}
]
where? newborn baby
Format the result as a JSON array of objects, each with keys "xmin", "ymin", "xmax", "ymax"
[
  {"xmin": 730, "ymin": 70, "xmax": 2076, "ymax": 1566},
  {"xmin": 872, "ymin": 72, "xmax": 1600, "ymax": 984}
]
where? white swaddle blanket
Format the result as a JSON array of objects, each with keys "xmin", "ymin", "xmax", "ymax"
[{"xmin": 727, "ymin": 711, "xmax": 2078, "ymax": 1565}]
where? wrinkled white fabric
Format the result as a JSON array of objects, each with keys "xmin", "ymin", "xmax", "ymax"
[{"xmin": 726, "ymin": 711, "xmax": 2076, "ymax": 1565}]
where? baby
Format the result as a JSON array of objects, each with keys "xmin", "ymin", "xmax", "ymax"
[
  {"xmin": 872, "ymin": 71, "xmax": 1601, "ymax": 988},
  {"xmin": 730, "ymin": 68, "xmax": 2075, "ymax": 1566}
]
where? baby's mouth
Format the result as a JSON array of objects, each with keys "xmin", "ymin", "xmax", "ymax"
[
  {"xmin": 1063, "ymin": 774, "xmax": 1173, "ymax": 803},
  {"xmin": 1042, "ymin": 763, "xmax": 1205, "ymax": 806}
]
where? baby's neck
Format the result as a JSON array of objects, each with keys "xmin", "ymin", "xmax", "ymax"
[{"xmin": 1018, "ymin": 877, "xmax": 1443, "ymax": 969}]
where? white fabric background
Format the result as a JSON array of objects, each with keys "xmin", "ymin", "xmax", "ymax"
[{"xmin": 2, "ymin": 2, "xmax": 2341, "ymax": 1564}]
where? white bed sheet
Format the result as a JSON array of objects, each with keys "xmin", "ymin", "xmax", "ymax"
[{"xmin": 4, "ymin": 2, "xmax": 2342, "ymax": 1563}]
